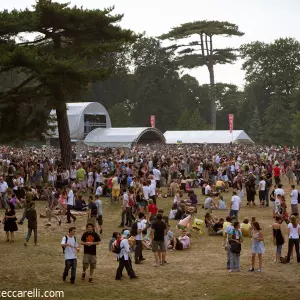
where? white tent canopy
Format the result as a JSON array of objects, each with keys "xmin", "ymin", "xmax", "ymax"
[
  {"xmin": 164, "ymin": 130, "xmax": 253, "ymax": 144},
  {"xmin": 84, "ymin": 127, "xmax": 166, "ymax": 148},
  {"xmin": 49, "ymin": 102, "xmax": 111, "ymax": 140}
]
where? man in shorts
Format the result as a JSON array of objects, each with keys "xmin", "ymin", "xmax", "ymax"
[
  {"xmin": 81, "ymin": 223, "xmax": 101, "ymax": 283},
  {"xmin": 150, "ymin": 214, "xmax": 167, "ymax": 267}
]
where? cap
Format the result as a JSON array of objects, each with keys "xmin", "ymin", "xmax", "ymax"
[{"xmin": 122, "ymin": 230, "xmax": 130, "ymax": 238}]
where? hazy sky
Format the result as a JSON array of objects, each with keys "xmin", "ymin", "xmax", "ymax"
[{"xmin": 2, "ymin": 0, "xmax": 300, "ymax": 87}]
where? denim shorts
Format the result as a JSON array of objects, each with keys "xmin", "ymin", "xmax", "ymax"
[{"xmin": 276, "ymin": 244, "xmax": 283, "ymax": 255}]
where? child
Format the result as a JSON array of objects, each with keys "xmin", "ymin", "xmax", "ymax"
[
  {"xmin": 218, "ymin": 195, "xmax": 226, "ymax": 210},
  {"xmin": 249, "ymin": 222, "xmax": 264, "ymax": 272},
  {"xmin": 241, "ymin": 218, "xmax": 251, "ymax": 237}
]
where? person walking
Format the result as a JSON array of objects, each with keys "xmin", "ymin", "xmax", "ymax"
[
  {"xmin": 45, "ymin": 187, "xmax": 61, "ymax": 226},
  {"xmin": 150, "ymin": 214, "xmax": 167, "ymax": 267},
  {"xmin": 286, "ymin": 215, "xmax": 300, "ymax": 263},
  {"xmin": 228, "ymin": 221, "xmax": 243, "ymax": 272},
  {"xmin": 24, "ymin": 202, "xmax": 37, "ymax": 246},
  {"xmin": 3, "ymin": 203, "xmax": 18, "ymax": 242},
  {"xmin": 87, "ymin": 196, "xmax": 98, "ymax": 233},
  {"xmin": 115, "ymin": 230, "xmax": 137, "ymax": 280},
  {"xmin": 249, "ymin": 222, "xmax": 265, "ymax": 272},
  {"xmin": 81, "ymin": 223, "xmax": 101, "ymax": 283},
  {"xmin": 119, "ymin": 188, "xmax": 132, "ymax": 228},
  {"xmin": 230, "ymin": 191, "xmax": 241, "ymax": 222},
  {"xmin": 61, "ymin": 227, "xmax": 79, "ymax": 284},
  {"xmin": 290, "ymin": 185, "xmax": 299, "ymax": 216},
  {"xmin": 66, "ymin": 184, "xmax": 76, "ymax": 224},
  {"xmin": 95, "ymin": 195, "xmax": 103, "ymax": 234},
  {"xmin": 0, "ymin": 176, "xmax": 8, "ymax": 209}
]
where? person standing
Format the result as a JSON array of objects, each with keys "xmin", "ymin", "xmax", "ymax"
[
  {"xmin": 286, "ymin": 215, "xmax": 300, "ymax": 263},
  {"xmin": 150, "ymin": 214, "xmax": 167, "ymax": 267},
  {"xmin": 230, "ymin": 191, "xmax": 241, "ymax": 222},
  {"xmin": 76, "ymin": 164, "xmax": 86, "ymax": 190},
  {"xmin": 153, "ymin": 166, "xmax": 161, "ymax": 189},
  {"xmin": 134, "ymin": 212, "xmax": 146, "ymax": 264},
  {"xmin": 258, "ymin": 176, "xmax": 266, "ymax": 208},
  {"xmin": 112, "ymin": 174, "xmax": 120, "ymax": 203},
  {"xmin": 249, "ymin": 222, "xmax": 265, "ymax": 272},
  {"xmin": 119, "ymin": 188, "xmax": 132, "ymax": 228},
  {"xmin": 61, "ymin": 227, "xmax": 80, "ymax": 284},
  {"xmin": 115, "ymin": 230, "xmax": 137, "ymax": 280},
  {"xmin": 228, "ymin": 221, "xmax": 243, "ymax": 272},
  {"xmin": 87, "ymin": 196, "xmax": 98, "ymax": 233},
  {"xmin": 0, "ymin": 176, "xmax": 8, "ymax": 209},
  {"xmin": 272, "ymin": 216, "xmax": 285, "ymax": 263},
  {"xmin": 81, "ymin": 223, "xmax": 101, "ymax": 283},
  {"xmin": 95, "ymin": 195, "xmax": 103, "ymax": 234},
  {"xmin": 273, "ymin": 164, "xmax": 281, "ymax": 186},
  {"xmin": 3, "ymin": 203, "xmax": 18, "ymax": 242},
  {"xmin": 66, "ymin": 184, "xmax": 76, "ymax": 224},
  {"xmin": 290, "ymin": 185, "xmax": 299, "ymax": 216},
  {"xmin": 45, "ymin": 187, "xmax": 61, "ymax": 227},
  {"xmin": 24, "ymin": 202, "xmax": 37, "ymax": 246}
]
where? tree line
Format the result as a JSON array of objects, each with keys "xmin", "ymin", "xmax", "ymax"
[{"xmin": 1, "ymin": 1, "xmax": 300, "ymax": 168}]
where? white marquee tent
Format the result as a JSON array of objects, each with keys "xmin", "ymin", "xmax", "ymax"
[
  {"xmin": 164, "ymin": 130, "xmax": 253, "ymax": 144},
  {"xmin": 49, "ymin": 102, "xmax": 111, "ymax": 140},
  {"xmin": 84, "ymin": 127, "xmax": 166, "ymax": 148}
]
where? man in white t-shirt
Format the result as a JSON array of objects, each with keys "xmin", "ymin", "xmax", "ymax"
[
  {"xmin": 0, "ymin": 176, "xmax": 8, "ymax": 209},
  {"xmin": 205, "ymin": 183, "xmax": 212, "ymax": 196},
  {"xmin": 67, "ymin": 184, "xmax": 76, "ymax": 223},
  {"xmin": 258, "ymin": 176, "xmax": 266, "ymax": 207},
  {"xmin": 290, "ymin": 185, "xmax": 299, "ymax": 215},
  {"xmin": 135, "ymin": 212, "xmax": 146, "ymax": 264},
  {"xmin": 152, "ymin": 167, "xmax": 161, "ymax": 188},
  {"xmin": 230, "ymin": 191, "xmax": 241, "ymax": 222},
  {"xmin": 95, "ymin": 185, "xmax": 103, "ymax": 196},
  {"xmin": 61, "ymin": 227, "xmax": 79, "ymax": 284}
]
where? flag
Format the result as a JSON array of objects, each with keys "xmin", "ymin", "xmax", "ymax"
[
  {"xmin": 150, "ymin": 115, "xmax": 155, "ymax": 128},
  {"xmin": 229, "ymin": 114, "xmax": 234, "ymax": 133}
]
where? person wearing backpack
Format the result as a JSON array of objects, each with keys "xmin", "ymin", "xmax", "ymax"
[
  {"xmin": 61, "ymin": 227, "xmax": 79, "ymax": 284},
  {"xmin": 87, "ymin": 196, "xmax": 98, "ymax": 233},
  {"xmin": 132, "ymin": 212, "xmax": 146, "ymax": 264},
  {"xmin": 115, "ymin": 230, "xmax": 137, "ymax": 280},
  {"xmin": 228, "ymin": 221, "xmax": 243, "ymax": 272}
]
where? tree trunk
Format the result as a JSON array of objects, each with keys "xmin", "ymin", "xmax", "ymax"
[
  {"xmin": 207, "ymin": 63, "xmax": 216, "ymax": 130},
  {"xmin": 55, "ymin": 103, "xmax": 72, "ymax": 169}
]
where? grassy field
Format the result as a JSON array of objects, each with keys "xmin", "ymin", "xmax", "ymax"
[{"xmin": 1, "ymin": 185, "xmax": 300, "ymax": 300}]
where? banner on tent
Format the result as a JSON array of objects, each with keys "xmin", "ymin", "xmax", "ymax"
[
  {"xmin": 229, "ymin": 114, "xmax": 234, "ymax": 133},
  {"xmin": 150, "ymin": 115, "xmax": 155, "ymax": 128}
]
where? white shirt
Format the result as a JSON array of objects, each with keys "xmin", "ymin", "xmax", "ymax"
[
  {"xmin": 95, "ymin": 186, "xmax": 103, "ymax": 196},
  {"xmin": 67, "ymin": 190, "xmax": 74, "ymax": 206},
  {"xmin": 119, "ymin": 238, "xmax": 130, "ymax": 260},
  {"xmin": 205, "ymin": 185, "xmax": 211, "ymax": 195},
  {"xmin": 231, "ymin": 195, "xmax": 241, "ymax": 211},
  {"xmin": 259, "ymin": 180, "xmax": 266, "ymax": 191},
  {"xmin": 0, "ymin": 181, "xmax": 8, "ymax": 193},
  {"xmin": 142, "ymin": 186, "xmax": 150, "ymax": 200},
  {"xmin": 288, "ymin": 223, "xmax": 300, "ymax": 239},
  {"xmin": 61, "ymin": 235, "xmax": 78, "ymax": 260},
  {"xmin": 149, "ymin": 183, "xmax": 156, "ymax": 197},
  {"xmin": 70, "ymin": 169, "xmax": 77, "ymax": 179},
  {"xmin": 290, "ymin": 189, "xmax": 298, "ymax": 205},
  {"xmin": 135, "ymin": 220, "xmax": 146, "ymax": 241},
  {"xmin": 275, "ymin": 188, "xmax": 285, "ymax": 198},
  {"xmin": 153, "ymin": 168, "xmax": 161, "ymax": 181},
  {"xmin": 123, "ymin": 193, "xmax": 129, "ymax": 208}
]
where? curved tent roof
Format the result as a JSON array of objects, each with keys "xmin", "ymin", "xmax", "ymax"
[
  {"xmin": 49, "ymin": 102, "xmax": 111, "ymax": 140},
  {"xmin": 164, "ymin": 130, "xmax": 253, "ymax": 144},
  {"xmin": 84, "ymin": 127, "xmax": 166, "ymax": 148}
]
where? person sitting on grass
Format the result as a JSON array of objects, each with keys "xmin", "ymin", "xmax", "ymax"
[
  {"xmin": 213, "ymin": 218, "xmax": 224, "ymax": 235},
  {"xmin": 218, "ymin": 195, "xmax": 226, "ymax": 210},
  {"xmin": 203, "ymin": 194, "xmax": 218, "ymax": 210},
  {"xmin": 241, "ymin": 218, "xmax": 251, "ymax": 237},
  {"xmin": 170, "ymin": 230, "xmax": 191, "ymax": 250},
  {"xmin": 74, "ymin": 194, "xmax": 88, "ymax": 211}
]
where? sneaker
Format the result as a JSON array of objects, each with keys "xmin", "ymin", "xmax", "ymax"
[
  {"xmin": 258, "ymin": 268, "xmax": 262, "ymax": 272},
  {"xmin": 89, "ymin": 278, "xmax": 93, "ymax": 283},
  {"xmin": 58, "ymin": 220, "xmax": 61, "ymax": 226},
  {"xmin": 229, "ymin": 269, "xmax": 233, "ymax": 273},
  {"xmin": 24, "ymin": 242, "xmax": 27, "ymax": 247},
  {"xmin": 45, "ymin": 223, "xmax": 51, "ymax": 226},
  {"xmin": 63, "ymin": 274, "xmax": 67, "ymax": 282},
  {"xmin": 249, "ymin": 268, "xmax": 254, "ymax": 272},
  {"xmin": 153, "ymin": 263, "xmax": 159, "ymax": 267},
  {"xmin": 81, "ymin": 273, "xmax": 86, "ymax": 281}
]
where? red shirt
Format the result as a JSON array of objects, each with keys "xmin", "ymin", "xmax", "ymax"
[
  {"xmin": 148, "ymin": 204, "xmax": 158, "ymax": 214},
  {"xmin": 274, "ymin": 167, "xmax": 281, "ymax": 177}
]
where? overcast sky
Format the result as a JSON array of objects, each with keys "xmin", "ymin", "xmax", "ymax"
[{"xmin": 2, "ymin": 0, "xmax": 300, "ymax": 87}]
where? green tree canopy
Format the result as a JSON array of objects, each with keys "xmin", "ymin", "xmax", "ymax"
[{"xmin": 159, "ymin": 20, "xmax": 244, "ymax": 129}]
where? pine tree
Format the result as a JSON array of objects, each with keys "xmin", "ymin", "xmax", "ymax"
[{"xmin": 249, "ymin": 107, "xmax": 263, "ymax": 143}]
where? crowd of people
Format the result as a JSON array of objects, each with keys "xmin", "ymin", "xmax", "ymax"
[{"xmin": 1, "ymin": 143, "xmax": 300, "ymax": 282}]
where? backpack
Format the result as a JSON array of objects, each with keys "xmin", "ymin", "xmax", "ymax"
[
  {"xmin": 131, "ymin": 221, "xmax": 138, "ymax": 236},
  {"xmin": 229, "ymin": 230, "xmax": 241, "ymax": 254},
  {"xmin": 90, "ymin": 203, "xmax": 98, "ymax": 216},
  {"xmin": 111, "ymin": 240, "xmax": 123, "ymax": 254},
  {"xmin": 62, "ymin": 236, "xmax": 76, "ymax": 253}
]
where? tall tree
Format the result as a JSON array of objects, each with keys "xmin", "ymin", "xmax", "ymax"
[
  {"xmin": 159, "ymin": 21, "xmax": 244, "ymax": 129},
  {"xmin": 249, "ymin": 107, "xmax": 263, "ymax": 143},
  {"xmin": 291, "ymin": 111, "xmax": 300, "ymax": 146},
  {"xmin": 109, "ymin": 102, "xmax": 133, "ymax": 127},
  {"xmin": 0, "ymin": 1, "xmax": 135, "ymax": 167},
  {"xmin": 178, "ymin": 108, "xmax": 208, "ymax": 130}
]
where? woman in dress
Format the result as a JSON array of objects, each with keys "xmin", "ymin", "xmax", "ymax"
[
  {"xmin": 3, "ymin": 202, "xmax": 18, "ymax": 242},
  {"xmin": 286, "ymin": 165, "xmax": 294, "ymax": 185},
  {"xmin": 249, "ymin": 222, "xmax": 264, "ymax": 272},
  {"xmin": 272, "ymin": 216, "xmax": 284, "ymax": 262}
]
